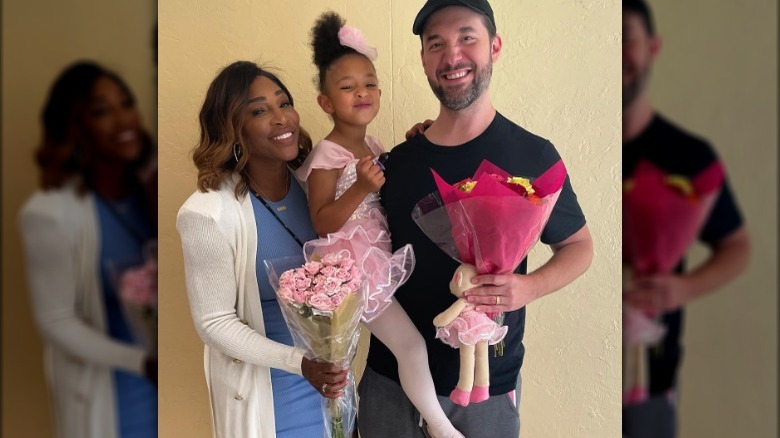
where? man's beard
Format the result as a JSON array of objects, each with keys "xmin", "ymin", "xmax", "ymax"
[
  {"xmin": 429, "ymin": 59, "xmax": 492, "ymax": 111},
  {"xmin": 623, "ymin": 65, "xmax": 650, "ymax": 108}
]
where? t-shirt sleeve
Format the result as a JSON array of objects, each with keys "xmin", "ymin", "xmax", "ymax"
[
  {"xmin": 538, "ymin": 141, "xmax": 587, "ymax": 245},
  {"xmin": 699, "ymin": 178, "xmax": 743, "ymax": 244}
]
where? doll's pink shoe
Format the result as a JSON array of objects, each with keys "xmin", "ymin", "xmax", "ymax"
[
  {"xmin": 470, "ymin": 385, "xmax": 489, "ymax": 403},
  {"xmin": 450, "ymin": 388, "xmax": 471, "ymax": 406}
]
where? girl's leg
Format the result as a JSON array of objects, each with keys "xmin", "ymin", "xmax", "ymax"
[{"xmin": 365, "ymin": 299, "xmax": 462, "ymax": 438}]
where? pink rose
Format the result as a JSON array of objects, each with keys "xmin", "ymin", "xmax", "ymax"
[
  {"xmin": 294, "ymin": 268, "xmax": 306, "ymax": 277},
  {"xmin": 323, "ymin": 278, "xmax": 341, "ymax": 294},
  {"xmin": 304, "ymin": 261, "xmax": 322, "ymax": 275},
  {"xmin": 279, "ymin": 275, "xmax": 295, "ymax": 289},
  {"xmin": 335, "ymin": 268, "xmax": 351, "ymax": 281},
  {"xmin": 321, "ymin": 266, "xmax": 337, "ymax": 277},
  {"xmin": 294, "ymin": 277, "xmax": 312, "ymax": 290},
  {"xmin": 330, "ymin": 292, "xmax": 345, "ymax": 308},
  {"xmin": 119, "ymin": 265, "xmax": 157, "ymax": 307},
  {"xmin": 292, "ymin": 289, "xmax": 306, "ymax": 304},
  {"xmin": 307, "ymin": 292, "xmax": 334, "ymax": 311},
  {"xmin": 312, "ymin": 282, "xmax": 325, "ymax": 294}
]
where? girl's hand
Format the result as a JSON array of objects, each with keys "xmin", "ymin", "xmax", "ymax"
[
  {"xmin": 354, "ymin": 155, "xmax": 385, "ymax": 194},
  {"xmin": 301, "ymin": 356, "xmax": 350, "ymax": 399}
]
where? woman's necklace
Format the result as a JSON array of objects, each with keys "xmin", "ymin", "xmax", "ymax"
[
  {"xmin": 249, "ymin": 171, "xmax": 290, "ymax": 212},
  {"xmin": 245, "ymin": 170, "xmax": 304, "ymax": 248}
]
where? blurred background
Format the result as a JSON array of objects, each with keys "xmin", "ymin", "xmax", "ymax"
[
  {"xmin": 641, "ymin": 0, "xmax": 777, "ymax": 437},
  {"xmin": 1, "ymin": 1, "xmax": 157, "ymax": 436}
]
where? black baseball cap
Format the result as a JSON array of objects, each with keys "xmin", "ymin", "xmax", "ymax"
[{"xmin": 412, "ymin": 0, "xmax": 495, "ymax": 35}]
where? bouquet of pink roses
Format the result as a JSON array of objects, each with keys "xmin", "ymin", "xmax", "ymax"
[
  {"xmin": 116, "ymin": 240, "xmax": 158, "ymax": 356},
  {"xmin": 265, "ymin": 251, "xmax": 365, "ymax": 438}
]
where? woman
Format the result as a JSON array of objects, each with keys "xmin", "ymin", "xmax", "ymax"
[
  {"xmin": 18, "ymin": 61, "xmax": 158, "ymax": 438},
  {"xmin": 177, "ymin": 61, "xmax": 349, "ymax": 438}
]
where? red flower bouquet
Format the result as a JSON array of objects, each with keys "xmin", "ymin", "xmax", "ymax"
[
  {"xmin": 622, "ymin": 159, "xmax": 724, "ymax": 405},
  {"xmin": 412, "ymin": 159, "xmax": 566, "ymax": 402}
]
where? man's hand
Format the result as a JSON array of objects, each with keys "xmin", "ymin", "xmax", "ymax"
[
  {"xmin": 464, "ymin": 273, "xmax": 542, "ymax": 313},
  {"xmin": 624, "ymin": 273, "xmax": 691, "ymax": 316},
  {"xmin": 405, "ymin": 119, "xmax": 434, "ymax": 140}
]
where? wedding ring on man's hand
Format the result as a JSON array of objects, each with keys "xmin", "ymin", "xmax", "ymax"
[
  {"xmin": 322, "ymin": 383, "xmax": 328, "ymax": 393},
  {"xmin": 496, "ymin": 296, "xmax": 501, "ymax": 305}
]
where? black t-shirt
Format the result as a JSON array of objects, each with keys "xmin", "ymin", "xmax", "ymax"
[
  {"xmin": 623, "ymin": 114, "xmax": 743, "ymax": 394},
  {"xmin": 367, "ymin": 112, "xmax": 587, "ymax": 396}
]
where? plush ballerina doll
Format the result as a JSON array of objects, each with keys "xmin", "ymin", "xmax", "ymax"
[{"xmin": 433, "ymin": 264, "xmax": 508, "ymax": 406}]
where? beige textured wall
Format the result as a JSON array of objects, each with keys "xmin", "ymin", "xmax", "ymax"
[
  {"xmin": 1, "ymin": 1, "xmax": 156, "ymax": 437},
  {"xmin": 649, "ymin": 1, "xmax": 778, "ymax": 437},
  {"xmin": 158, "ymin": 1, "xmax": 621, "ymax": 437}
]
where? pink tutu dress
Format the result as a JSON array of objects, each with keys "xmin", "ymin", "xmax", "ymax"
[
  {"xmin": 295, "ymin": 136, "xmax": 414, "ymax": 323},
  {"xmin": 435, "ymin": 302, "xmax": 508, "ymax": 347}
]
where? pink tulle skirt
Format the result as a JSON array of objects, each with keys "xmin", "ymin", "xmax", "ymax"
[
  {"xmin": 303, "ymin": 208, "xmax": 414, "ymax": 323},
  {"xmin": 436, "ymin": 307, "xmax": 508, "ymax": 347}
]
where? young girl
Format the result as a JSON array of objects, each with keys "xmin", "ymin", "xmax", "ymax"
[{"xmin": 295, "ymin": 12, "xmax": 463, "ymax": 438}]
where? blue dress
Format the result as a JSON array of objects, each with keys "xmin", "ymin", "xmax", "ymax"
[
  {"xmin": 95, "ymin": 192, "xmax": 157, "ymax": 438},
  {"xmin": 251, "ymin": 175, "xmax": 323, "ymax": 437}
]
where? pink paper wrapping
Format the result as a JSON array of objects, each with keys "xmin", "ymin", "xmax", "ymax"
[
  {"xmin": 426, "ymin": 159, "xmax": 566, "ymax": 276},
  {"xmin": 413, "ymin": 159, "xmax": 566, "ymax": 330},
  {"xmin": 623, "ymin": 160, "xmax": 724, "ymax": 275}
]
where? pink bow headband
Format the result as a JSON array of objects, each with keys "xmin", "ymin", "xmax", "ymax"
[{"xmin": 338, "ymin": 26, "xmax": 378, "ymax": 61}]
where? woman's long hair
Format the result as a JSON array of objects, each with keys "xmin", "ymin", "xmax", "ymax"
[
  {"xmin": 193, "ymin": 61, "xmax": 312, "ymax": 198},
  {"xmin": 35, "ymin": 61, "xmax": 154, "ymax": 193}
]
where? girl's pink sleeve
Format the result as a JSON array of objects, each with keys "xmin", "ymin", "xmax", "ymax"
[{"xmin": 294, "ymin": 140, "xmax": 354, "ymax": 182}]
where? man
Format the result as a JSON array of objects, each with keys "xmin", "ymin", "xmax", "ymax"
[
  {"xmin": 622, "ymin": 1, "xmax": 750, "ymax": 437},
  {"xmin": 357, "ymin": 1, "xmax": 593, "ymax": 436}
]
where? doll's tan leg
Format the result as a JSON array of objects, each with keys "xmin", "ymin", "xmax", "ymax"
[
  {"xmin": 470, "ymin": 340, "xmax": 490, "ymax": 403},
  {"xmin": 450, "ymin": 343, "xmax": 475, "ymax": 406}
]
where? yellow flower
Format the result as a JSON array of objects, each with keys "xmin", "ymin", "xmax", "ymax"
[
  {"xmin": 507, "ymin": 177, "xmax": 534, "ymax": 195},
  {"xmin": 458, "ymin": 181, "xmax": 477, "ymax": 193},
  {"xmin": 666, "ymin": 175, "xmax": 694, "ymax": 197}
]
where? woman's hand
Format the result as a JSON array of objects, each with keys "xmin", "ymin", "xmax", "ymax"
[
  {"xmin": 354, "ymin": 155, "xmax": 385, "ymax": 194},
  {"xmin": 301, "ymin": 356, "xmax": 350, "ymax": 399}
]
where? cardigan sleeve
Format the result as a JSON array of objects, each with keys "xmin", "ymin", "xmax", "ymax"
[
  {"xmin": 18, "ymin": 207, "xmax": 146, "ymax": 374},
  {"xmin": 177, "ymin": 207, "xmax": 305, "ymax": 375}
]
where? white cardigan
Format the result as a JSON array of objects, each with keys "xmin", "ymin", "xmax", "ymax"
[
  {"xmin": 18, "ymin": 184, "xmax": 147, "ymax": 438},
  {"xmin": 177, "ymin": 178, "xmax": 306, "ymax": 438}
]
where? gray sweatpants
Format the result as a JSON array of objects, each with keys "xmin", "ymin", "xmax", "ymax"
[
  {"xmin": 623, "ymin": 391, "xmax": 677, "ymax": 438},
  {"xmin": 358, "ymin": 366, "xmax": 521, "ymax": 437}
]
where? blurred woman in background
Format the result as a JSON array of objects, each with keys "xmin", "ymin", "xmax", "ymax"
[{"xmin": 18, "ymin": 61, "xmax": 157, "ymax": 438}]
